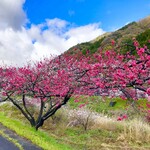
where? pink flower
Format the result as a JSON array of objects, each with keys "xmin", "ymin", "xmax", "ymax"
[
  {"xmin": 122, "ymin": 114, "xmax": 128, "ymax": 119},
  {"xmin": 133, "ymin": 41, "xmax": 139, "ymax": 47},
  {"xmin": 131, "ymin": 60, "xmax": 137, "ymax": 66},
  {"xmin": 127, "ymin": 73, "xmax": 134, "ymax": 80},
  {"xmin": 117, "ymin": 116, "xmax": 123, "ymax": 121},
  {"xmin": 140, "ymin": 48, "xmax": 145, "ymax": 53},
  {"xmin": 120, "ymin": 96, "xmax": 127, "ymax": 100},
  {"xmin": 79, "ymin": 104, "xmax": 85, "ymax": 108},
  {"xmin": 144, "ymin": 45, "xmax": 147, "ymax": 49},
  {"xmin": 137, "ymin": 48, "xmax": 145, "ymax": 56},
  {"xmin": 146, "ymin": 88, "xmax": 150, "ymax": 95},
  {"xmin": 111, "ymin": 39, "xmax": 115, "ymax": 46},
  {"xmin": 2, "ymin": 92, "xmax": 6, "ymax": 96},
  {"xmin": 117, "ymin": 114, "xmax": 128, "ymax": 121},
  {"xmin": 74, "ymin": 99, "xmax": 79, "ymax": 103}
]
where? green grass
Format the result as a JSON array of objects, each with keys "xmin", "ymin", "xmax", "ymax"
[
  {"xmin": 0, "ymin": 111, "xmax": 72, "ymax": 150},
  {"xmin": 68, "ymin": 96, "xmax": 149, "ymax": 114},
  {"xmin": 57, "ymin": 127, "xmax": 120, "ymax": 149}
]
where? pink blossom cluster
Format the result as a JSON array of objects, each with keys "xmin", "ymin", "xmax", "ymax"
[{"xmin": 117, "ymin": 114, "xmax": 128, "ymax": 121}]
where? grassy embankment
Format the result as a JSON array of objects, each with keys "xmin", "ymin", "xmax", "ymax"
[
  {"xmin": 0, "ymin": 96, "xmax": 150, "ymax": 150},
  {"xmin": 0, "ymin": 104, "xmax": 72, "ymax": 150}
]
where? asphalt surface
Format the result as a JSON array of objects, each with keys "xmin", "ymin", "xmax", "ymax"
[
  {"xmin": 0, "ymin": 135, "xmax": 19, "ymax": 150},
  {"xmin": 0, "ymin": 123, "xmax": 42, "ymax": 150}
]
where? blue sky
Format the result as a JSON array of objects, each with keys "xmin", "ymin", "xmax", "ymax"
[
  {"xmin": 24, "ymin": 0, "xmax": 150, "ymax": 31},
  {"xmin": 0, "ymin": 0, "xmax": 150, "ymax": 66}
]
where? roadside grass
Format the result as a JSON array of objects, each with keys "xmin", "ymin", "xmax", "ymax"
[
  {"xmin": 0, "ymin": 101, "xmax": 150, "ymax": 150},
  {"xmin": 0, "ymin": 104, "xmax": 72, "ymax": 150}
]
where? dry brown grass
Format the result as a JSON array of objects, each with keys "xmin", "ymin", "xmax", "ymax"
[
  {"xmin": 91, "ymin": 114, "xmax": 150, "ymax": 145},
  {"xmin": 122, "ymin": 118, "xmax": 150, "ymax": 143},
  {"xmin": 91, "ymin": 114, "xmax": 117, "ymax": 131}
]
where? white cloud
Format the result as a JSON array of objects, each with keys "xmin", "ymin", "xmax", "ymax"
[
  {"xmin": 0, "ymin": 27, "xmax": 33, "ymax": 66},
  {"xmin": 0, "ymin": 0, "xmax": 105, "ymax": 66},
  {"xmin": 0, "ymin": 27, "xmax": 34, "ymax": 66},
  {"xmin": 28, "ymin": 21, "xmax": 105, "ymax": 63},
  {"xmin": 46, "ymin": 18, "xmax": 68, "ymax": 29},
  {"xmin": 65, "ymin": 23, "xmax": 105, "ymax": 47},
  {"xmin": 0, "ymin": 0, "xmax": 27, "ymax": 30}
]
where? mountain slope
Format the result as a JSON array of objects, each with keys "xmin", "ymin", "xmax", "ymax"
[{"xmin": 66, "ymin": 16, "xmax": 150, "ymax": 55}]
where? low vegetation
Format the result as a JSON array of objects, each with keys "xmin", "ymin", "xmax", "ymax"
[
  {"xmin": 0, "ymin": 103, "xmax": 72, "ymax": 150},
  {"xmin": 0, "ymin": 101, "xmax": 150, "ymax": 150}
]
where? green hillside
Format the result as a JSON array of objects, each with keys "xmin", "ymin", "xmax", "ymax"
[{"xmin": 67, "ymin": 16, "xmax": 150, "ymax": 55}]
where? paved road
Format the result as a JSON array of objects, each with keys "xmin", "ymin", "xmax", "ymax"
[
  {"xmin": 0, "ymin": 123, "xmax": 42, "ymax": 150},
  {"xmin": 0, "ymin": 135, "xmax": 19, "ymax": 150}
]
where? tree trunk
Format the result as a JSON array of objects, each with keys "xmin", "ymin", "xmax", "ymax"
[{"xmin": 35, "ymin": 119, "xmax": 44, "ymax": 130}]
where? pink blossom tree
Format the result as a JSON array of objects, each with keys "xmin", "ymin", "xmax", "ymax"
[
  {"xmin": 1, "ymin": 54, "xmax": 95, "ymax": 130},
  {"xmin": 91, "ymin": 39, "xmax": 150, "ymax": 116}
]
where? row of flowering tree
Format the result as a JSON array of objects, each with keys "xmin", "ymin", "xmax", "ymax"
[
  {"xmin": 90, "ymin": 39, "xmax": 150, "ymax": 116},
  {"xmin": 0, "ymin": 39, "xmax": 150, "ymax": 130},
  {"xmin": 92, "ymin": 42, "xmax": 150, "ymax": 95}
]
